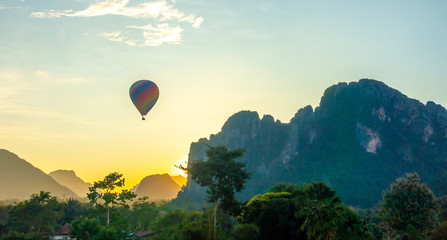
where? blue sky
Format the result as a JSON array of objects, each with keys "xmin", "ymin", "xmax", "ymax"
[{"xmin": 1, "ymin": 0, "xmax": 446, "ymax": 186}]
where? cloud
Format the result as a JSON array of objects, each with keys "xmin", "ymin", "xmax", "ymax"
[
  {"xmin": 128, "ymin": 23, "xmax": 182, "ymax": 46},
  {"xmin": 99, "ymin": 24, "xmax": 182, "ymax": 46},
  {"xmin": 97, "ymin": 31, "xmax": 139, "ymax": 46},
  {"xmin": 31, "ymin": 0, "xmax": 203, "ymax": 27},
  {"xmin": 0, "ymin": 4, "xmax": 12, "ymax": 10},
  {"xmin": 31, "ymin": 0, "xmax": 203, "ymax": 47},
  {"xmin": 98, "ymin": 31, "xmax": 127, "ymax": 42}
]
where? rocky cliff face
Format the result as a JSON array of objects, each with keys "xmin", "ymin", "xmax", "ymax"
[{"xmin": 176, "ymin": 79, "xmax": 447, "ymax": 208}]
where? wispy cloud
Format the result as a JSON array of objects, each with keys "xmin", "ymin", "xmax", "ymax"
[
  {"xmin": 31, "ymin": 0, "xmax": 203, "ymax": 46},
  {"xmin": 128, "ymin": 23, "xmax": 182, "ymax": 46},
  {"xmin": 97, "ymin": 31, "xmax": 138, "ymax": 46},
  {"xmin": 97, "ymin": 31, "xmax": 126, "ymax": 42}
]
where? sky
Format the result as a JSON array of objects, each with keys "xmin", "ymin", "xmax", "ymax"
[{"xmin": 1, "ymin": 0, "xmax": 447, "ymax": 188}]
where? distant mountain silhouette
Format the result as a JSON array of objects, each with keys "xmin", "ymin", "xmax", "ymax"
[
  {"xmin": 135, "ymin": 174, "xmax": 181, "ymax": 201},
  {"xmin": 170, "ymin": 175, "xmax": 187, "ymax": 187},
  {"xmin": 49, "ymin": 170, "xmax": 92, "ymax": 198},
  {"xmin": 175, "ymin": 79, "xmax": 447, "ymax": 208},
  {"xmin": 0, "ymin": 150, "xmax": 78, "ymax": 200}
]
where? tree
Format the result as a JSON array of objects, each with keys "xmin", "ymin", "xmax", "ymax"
[
  {"xmin": 431, "ymin": 221, "xmax": 447, "ymax": 240},
  {"xmin": 181, "ymin": 145, "xmax": 250, "ymax": 240},
  {"xmin": 152, "ymin": 209, "xmax": 216, "ymax": 240},
  {"xmin": 230, "ymin": 224, "xmax": 260, "ymax": 240},
  {"xmin": 240, "ymin": 191, "xmax": 304, "ymax": 240},
  {"xmin": 87, "ymin": 172, "xmax": 136, "ymax": 226},
  {"xmin": 437, "ymin": 196, "xmax": 447, "ymax": 222},
  {"xmin": 70, "ymin": 216, "xmax": 101, "ymax": 239},
  {"xmin": 62, "ymin": 198, "xmax": 93, "ymax": 223},
  {"xmin": 299, "ymin": 182, "xmax": 343, "ymax": 240},
  {"xmin": 130, "ymin": 196, "xmax": 158, "ymax": 230},
  {"xmin": 6, "ymin": 191, "xmax": 63, "ymax": 236},
  {"xmin": 0, "ymin": 204, "xmax": 13, "ymax": 235},
  {"xmin": 241, "ymin": 183, "xmax": 367, "ymax": 240},
  {"xmin": 379, "ymin": 173, "xmax": 440, "ymax": 239}
]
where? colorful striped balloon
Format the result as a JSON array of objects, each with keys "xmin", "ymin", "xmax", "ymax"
[{"xmin": 129, "ymin": 80, "xmax": 159, "ymax": 120}]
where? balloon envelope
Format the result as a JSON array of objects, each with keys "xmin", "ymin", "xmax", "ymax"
[{"xmin": 129, "ymin": 80, "xmax": 159, "ymax": 118}]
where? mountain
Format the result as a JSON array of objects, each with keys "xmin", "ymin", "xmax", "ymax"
[
  {"xmin": 0, "ymin": 150, "xmax": 78, "ymax": 200},
  {"xmin": 135, "ymin": 174, "xmax": 181, "ymax": 201},
  {"xmin": 175, "ymin": 79, "xmax": 447, "ymax": 208},
  {"xmin": 170, "ymin": 175, "xmax": 187, "ymax": 187},
  {"xmin": 49, "ymin": 170, "xmax": 92, "ymax": 198}
]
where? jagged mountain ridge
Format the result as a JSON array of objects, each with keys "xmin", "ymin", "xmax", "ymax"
[
  {"xmin": 0, "ymin": 150, "xmax": 78, "ymax": 200},
  {"xmin": 49, "ymin": 170, "xmax": 92, "ymax": 198},
  {"xmin": 176, "ymin": 79, "xmax": 447, "ymax": 208}
]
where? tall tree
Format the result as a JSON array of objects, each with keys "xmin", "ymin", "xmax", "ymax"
[
  {"xmin": 181, "ymin": 145, "xmax": 250, "ymax": 240},
  {"xmin": 299, "ymin": 182, "xmax": 343, "ymax": 240},
  {"xmin": 87, "ymin": 172, "xmax": 136, "ymax": 226},
  {"xmin": 379, "ymin": 173, "xmax": 440, "ymax": 239}
]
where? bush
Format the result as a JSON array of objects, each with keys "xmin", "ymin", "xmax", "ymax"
[
  {"xmin": 96, "ymin": 226, "xmax": 120, "ymax": 240},
  {"xmin": 431, "ymin": 221, "xmax": 447, "ymax": 240},
  {"xmin": 70, "ymin": 216, "xmax": 100, "ymax": 239},
  {"xmin": 230, "ymin": 224, "xmax": 260, "ymax": 240},
  {"xmin": 0, "ymin": 230, "xmax": 44, "ymax": 240}
]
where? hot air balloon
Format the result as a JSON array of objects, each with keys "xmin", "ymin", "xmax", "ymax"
[{"xmin": 129, "ymin": 80, "xmax": 159, "ymax": 120}]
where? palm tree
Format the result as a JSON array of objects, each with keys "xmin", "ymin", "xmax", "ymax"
[{"xmin": 299, "ymin": 182, "xmax": 343, "ymax": 240}]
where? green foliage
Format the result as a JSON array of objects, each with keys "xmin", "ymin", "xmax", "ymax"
[
  {"xmin": 183, "ymin": 145, "xmax": 250, "ymax": 239},
  {"xmin": 437, "ymin": 196, "xmax": 447, "ymax": 222},
  {"xmin": 62, "ymin": 198, "xmax": 93, "ymax": 223},
  {"xmin": 96, "ymin": 226, "xmax": 121, "ymax": 240},
  {"xmin": 185, "ymin": 145, "xmax": 250, "ymax": 215},
  {"xmin": 241, "ymin": 182, "xmax": 368, "ymax": 240},
  {"xmin": 240, "ymin": 192, "xmax": 303, "ymax": 240},
  {"xmin": 0, "ymin": 205, "xmax": 13, "ymax": 235},
  {"xmin": 379, "ymin": 173, "xmax": 440, "ymax": 239},
  {"xmin": 6, "ymin": 191, "xmax": 63, "ymax": 236},
  {"xmin": 152, "ymin": 209, "xmax": 209, "ymax": 240},
  {"xmin": 0, "ymin": 230, "xmax": 44, "ymax": 240},
  {"xmin": 431, "ymin": 221, "xmax": 447, "ymax": 240},
  {"xmin": 299, "ymin": 182, "xmax": 343, "ymax": 240},
  {"xmin": 230, "ymin": 224, "xmax": 260, "ymax": 240},
  {"xmin": 87, "ymin": 172, "xmax": 136, "ymax": 226},
  {"xmin": 129, "ymin": 196, "xmax": 159, "ymax": 231},
  {"xmin": 70, "ymin": 216, "xmax": 101, "ymax": 239},
  {"xmin": 180, "ymin": 222, "xmax": 208, "ymax": 240}
]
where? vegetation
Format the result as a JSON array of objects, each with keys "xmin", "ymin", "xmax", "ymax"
[
  {"xmin": 180, "ymin": 145, "xmax": 250, "ymax": 240},
  {"xmin": 379, "ymin": 173, "xmax": 440, "ymax": 239},
  {"xmin": 87, "ymin": 172, "xmax": 137, "ymax": 226},
  {"xmin": 0, "ymin": 153, "xmax": 445, "ymax": 240}
]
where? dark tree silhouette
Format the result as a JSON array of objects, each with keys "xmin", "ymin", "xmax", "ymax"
[
  {"xmin": 87, "ymin": 172, "xmax": 136, "ymax": 226},
  {"xmin": 181, "ymin": 145, "xmax": 250, "ymax": 240}
]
